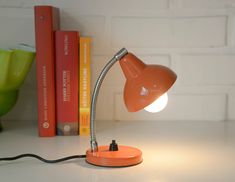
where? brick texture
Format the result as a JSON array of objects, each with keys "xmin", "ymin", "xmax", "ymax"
[
  {"xmin": 1, "ymin": 0, "xmax": 235, "ymax": 122},
  {"xmin": 111, "ymin": 16, "xmax": 227, "ymax": 48},
  {"xmin": 115, "ymin": 93, "xmax": 227, "ymax": 121}
]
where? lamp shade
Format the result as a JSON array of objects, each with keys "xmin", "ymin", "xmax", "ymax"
[{"xmin": 119, "ymin": 53, "xmax": 177, "ymax": 112}]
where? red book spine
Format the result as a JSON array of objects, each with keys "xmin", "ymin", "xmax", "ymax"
[
  {"xmin": 55, "ymin": 31, "xmax": 79, "ymax": 135},
  {"xmin": 34, "ymin": 6, "xmax": 60, "ymax": 137}
]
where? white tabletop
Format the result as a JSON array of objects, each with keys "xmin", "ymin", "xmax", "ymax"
[{"xmin": 0, "ymin": 120, "xmax": 235, "ymax": 182}]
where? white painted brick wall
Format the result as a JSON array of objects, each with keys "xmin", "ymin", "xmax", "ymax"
[
  {"xmin": 112, "ymin": 16, "xmax": 227, "ymax": 48},
  {"xmin": 115, "ymin": 93, "xmax": 227, "ymax": 121},
  {"xmin": 1, "ymin": 0, "xmax": 235, "ymax": 122},
  {"xmin": 179, "ymin": 54, "xmax": 235, "ymax": 85}
]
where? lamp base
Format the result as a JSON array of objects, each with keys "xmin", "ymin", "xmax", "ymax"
[{"xmin": 86, "ymin": 145, "xmax": 142, "ymax": 167}]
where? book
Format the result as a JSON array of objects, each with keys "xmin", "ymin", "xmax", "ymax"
[
  {"xmin": 79, "ymin": 37, "xmax": 91, "ymax": 135},
  {"xmin": 55, "ymin": 31, "xmax": 79, "ymax": 135},
  {"xmin": 34, "ymin": 6, "xmax": 60, "ymax": 137}
]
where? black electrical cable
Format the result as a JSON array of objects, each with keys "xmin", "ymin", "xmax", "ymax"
[{"xmin": 0, "ymin": 153, "xmax": 86, "ymax": 163}]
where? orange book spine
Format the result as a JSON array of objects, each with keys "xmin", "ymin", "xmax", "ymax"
[
  {"xmin": 34, "ymin": 6, "xmax": 60, "ymax": 137},
  {"xmin": 55, "ymin": 31, "xmax": 79, "ymax": 135},
  {"xmin": 79, "ymin": 37, "xmax": 91, "ymax": 135}
]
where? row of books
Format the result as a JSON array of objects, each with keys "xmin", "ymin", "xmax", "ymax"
[{"xmin": 34, "ymin": 5, "xmax": 90, "ymax": 137}]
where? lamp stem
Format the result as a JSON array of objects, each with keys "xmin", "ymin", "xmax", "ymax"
[{"xmin": 90, "ymin": 48, "xmax": 128, "ymax": 152}]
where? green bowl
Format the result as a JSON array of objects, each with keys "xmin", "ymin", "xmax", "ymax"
[{"xmin": 0, "ymin": 49, "xmax": 35, "ymax": 118}]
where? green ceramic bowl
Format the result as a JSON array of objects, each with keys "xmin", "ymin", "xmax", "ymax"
[{"xmin": 0, "ymin": 49, "xmax": 35, "ymax": 117}]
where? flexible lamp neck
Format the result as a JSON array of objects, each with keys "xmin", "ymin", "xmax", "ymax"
[{"xmin": 90, "ymin": 48, "xmax": 128, "ymax": 152}]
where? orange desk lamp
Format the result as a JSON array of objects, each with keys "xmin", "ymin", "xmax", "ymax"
[{"xmin": 86, "ymin": 48, "xmax": 177, "ymax": 167}]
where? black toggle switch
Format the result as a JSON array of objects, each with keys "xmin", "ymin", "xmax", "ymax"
[{"xmin": 109, "ymin": 140, "xmax": 119, "ymax": 151}]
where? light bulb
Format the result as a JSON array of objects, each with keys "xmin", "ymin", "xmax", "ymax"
[{"xmin": 144, "ymin": 93, "xmax": 168, "ymax": 113}]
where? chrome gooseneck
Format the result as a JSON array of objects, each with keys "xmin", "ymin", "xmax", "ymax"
[{"xmin": 90, "ymin": 48, "xmax": 128, "ymax": 152}]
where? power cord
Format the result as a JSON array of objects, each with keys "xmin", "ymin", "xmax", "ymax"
[{"xmin": 0, "ymin": 153, "xmax": 86, "ymax": 163}]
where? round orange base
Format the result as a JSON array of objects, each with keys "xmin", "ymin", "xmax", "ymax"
[{"xmin": 86, "ymin": 145, "xmax": 142, "ymax": 167}]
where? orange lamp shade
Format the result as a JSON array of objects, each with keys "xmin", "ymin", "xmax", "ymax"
[{"xmin": 119, "ymin": 53, "xmax": 177, "ymax": 112}]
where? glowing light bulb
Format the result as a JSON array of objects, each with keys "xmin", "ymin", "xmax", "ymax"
[{"xmin": 144, "ymin": 93, "xmax": 168, "ymax": 113}]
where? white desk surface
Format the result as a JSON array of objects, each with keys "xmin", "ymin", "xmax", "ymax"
[{"xmin": 0, "ymin": 120, "xmax": 235, "ymax": 182}]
